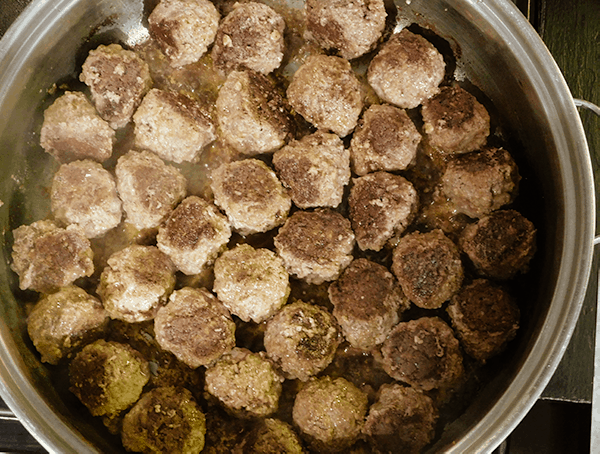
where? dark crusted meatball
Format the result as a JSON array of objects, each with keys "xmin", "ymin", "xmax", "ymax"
[
  {"xmin": 237, "ymin": 418, "xmax": 305, "ymax": 453},
  {"xmin": 380, "ymin": 317, "xmax": 463, "ymax": 391},
  {"xmin": 329, "ymin": 258, "xmax": 409, "ymax": 350},
  {"xmin": 391, "ymin": 229, "xmax": 463, "ymax": 309},
  {"xmin": 441, "ymin": 147, "xmax": 520, "ymax": 219},
  {"xmin": 362, "ymin": 383, "xmax": 438, "ymax": 454},
  {"xmin": 460, "ymin": 209, "xmax": 536, "ymax": 280},
  {"xmin": 447, "ymin": 279, "xmax": 520, "ymax": 362},
  {"xmin": 349, "ymin": 171, "xmax": 419, "ymax": 251}
]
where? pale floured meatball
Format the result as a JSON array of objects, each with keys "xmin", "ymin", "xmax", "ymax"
[
  {"xmin": 273, "ymin": 131, "xmax": 350, "ymax": 209},
  {"xmin": 122, "ymin": 387, "xmax": 206, "ymax": 454},
  {"xmin": 211, "ymin": 159, "xmax": 291, "ymax": 235},
  {"xmin": 239, "ymin": 418, "xmax": 305, "ymax": 454},
  {"xmin": 213, "ymin": 244, "xmax": 290, "ymax": 323},
  {"xmin": 211, "ymin": 2, "xmax": 285, "ymax": 75},
  {"xmin": 80, "ymin": 44, "xmax": 153, "ymax": 129},
  {"xmin": 133, "ymin": 88, "xmax": 216, "ymax": 164},
  {"xmin": 287, "ymin": 55, "xmax": 363, "ymax": 137},
  {"xmin": 97, "ymin": 245, "xmax": 176, "ymax": 323},
  {"xmin": 69, "ymin": 340, "xmax": 150, "ymax": 418},
  {"xmin": 11, "ymin": 220, "xmax": 94, "ymax": 293},
  {"xmin": 115, "ymin": 150, "xmax": 187, "ymax": 230},
  {"xmin": 274, "ymin": 209, "xmax": 355, "ymax": 285},
  {"xmin": 349, "ymin": 172, "xmax": 419, "ymax": 251},
  {"xmin": 216, "ymin": 70, "xmax": 291, "ymax": 155},
  {"xmin": 148, "ymin": 0, "xmax": 220, "ymax": 68},
  {"xmin": 305, "ymin": 0, "xmax": 386, "ymax": 60},
  {"xmin": 40, "ymin": 91, "xmax": 115, "ymax": 163},
  {"xmin": 329, "ymin": 258, "xmax": 409, "ymax": 350},
  {"xmin": 205, "ymin": 347, "xmax": 283, "ymax": 418},
  {"xmin": 368, "ymin": 29, "xmax": 445, "ymax": 109},
  {"xmin": 447, "ymin": 279, "xmax": 520, "ymax": 362},
  {"xmin": 380, "ymin": 317, "xmax": 463, "ymax": 391},
  {"xmin": 292, "ymin": 376, "xmax": 368, "ymax": 452},
  {"xmin": 350, "ymin": 104, "xmax": 421, "ymax": 176},
  {"xmin": 459, "ymin": 209, "xmax": 536, "ymax": 280},
  {"xmin": 51, "ymin": 160, "xmax": 122, "ymax": 238},
  {"xmin": 27, "ymin": 285, "xmax": 108, "ymax": 365},
  {"xmin": 157, "ymin": 196, "xmax": 231, "ymax": 275},
  {"xmin": 422, "ymin": 85, "xmax": 490, "ymax": 154},
  {"xmin": 264, "ymin": 301, "xmax": 341, "ymax": 381},
  {"xmin": 154, "ymin": 287, "xmax": 236, "ymax": 368},
  {"xmin": 363, "ymin": 384, "xmax": 438, "ymax": 454},
  {"xmin": 391, "ymin": 230, "xmax": 463, "ymax": 309},
  {"xmin": 441, "ymin": 147, "xmax": 520, "ymax": 219}
]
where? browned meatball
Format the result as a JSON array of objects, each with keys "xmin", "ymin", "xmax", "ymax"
[
  {"xmin": 441, "ymin": 147, "xmax": 520, "ymax": 219},
  {"xmin": 422, "ymin": 85, "xmax": 491, "ymax": 154},
  {"xmin": 380, "ymin": 317, "xmax": 463, "ymax": 391},
  {"xmin": 459, "ymin": 209, "xmax": 536, "ymax": 280},
  {"xmin": 447, "ymin": 279, "xmax": 520, "ymax": 362},
  {"xmin": 329, "ymin": 258, "xmax": 409, "ymax": 350},
  {"xmin": 238, "ymin": 418, "xmax": 305, "ymax": 453},
  {"xmin": 391, "ymin": 230, "xmax": 463, "ymax": 309},
  {"xmin": 349, "ymin": 171, "xmax": 419, "ymax": 251},
  {"xmin": 363, "ymin": 384, "xmax": 438, "ymax": 454}
]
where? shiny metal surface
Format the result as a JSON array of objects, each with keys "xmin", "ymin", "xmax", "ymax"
[{"xmin": 0, "ymin": 0, "xmax": 594, "ymax": 453}]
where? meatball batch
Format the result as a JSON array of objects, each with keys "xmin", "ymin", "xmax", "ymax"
[
  {"xmin": 349, "ymin": 171, "xmax": 419, "ymax": 251},
  {"xmin": 273, "ymin": 131, "xmax": 351, "ymax": 209},
  {"xmin": 148, "ymin": 0, "xmax": 220, "ymax": 68},
  {"xmin": 211, "ymin": 2, "xmax": 285, "ymax": 75},
  {"xmin": 287, "ymin": 54, "xmax": 363, "ymax": 137},
  {"xmin": 304, "ymin": 0, "xmax": 387, "ymax": 60},
  {"xmin": 329, "ymin": 258, "xmax": 409, "ymax": 350},
  {"xmin": 154, "ymin": 287, "xmax": 236, "ymax": 368},
  {"xmin": 264, "ymin": 301, "xmax": 341, "ymax": 381},
  {"xmin": 216, "ymin": 70, "xmax": 291, "ymax": 155},
  {"xmin": 350, "ymin": 104, "xmax": 422, "ymax": 176},
  {"xmin": 40, "ymin": 91, "xmax": 115, "ymax": 163}
]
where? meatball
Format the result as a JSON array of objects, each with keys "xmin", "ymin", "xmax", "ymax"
[
  {"xmin": 349, "ymin": 172, "xmax": 419, "ymax": 252},
  {"xmin": 422, "ymin": 85, "xmax": 491, "ymax": 154},
  {"xmin": 239, "ymin": 418, "xmax": 305, "ymax": 454},
  {"xmin": 80, "ymin": 44, "xmax": 153, "ymax": 129},
  {"xmin": 97, "ymin": 245, "xmax": 176, "ymax": 323},
  {"xmin": 329, "ymin": 258, "xmax": 409, "ymax": 350},
  {"xmin": 40, "ymin": 91, "xmax": 115, "ymax": 163},
  {"xmin": 459, "ymin": 209, "xmax": 536, "ymax": 280},
  {"xmin": 205, "ymin": 347, "xmax": 283, "ymax": 418},
  {"xmin": 27, "ymin": 285, "xmax": 108, "ymax": 365},
  {"xmin": 305, "ymin": 0, "xmax": 386, "ymax": 60},
  {"xmin": 447, "ymin": 279, "xmax": 520, "ymax": 362},
  {"xmin": 264, "ymin": 301, "xmax": 341, "ymax": 381},
  {"xmin": 122, "ymin": 386, "xmax": 206, "ymax": 454},
  {"xmin": 368, "ymin": 29, "xmax": 445, "ymax": 109},
  {"xmin": 157, "ymin": 196, "xmax": 231, "ymax": 275},
  {"xmin": 391, "ymin": 230, "xmax": 463, "ymax": 309},
  {"xmin": 274, "ymin": 209, "xmax": 355, "ymax": 285},
  {"xmin": 11, "ymin": 220, "xmax": 94, "ymax": 293},
  {"xmin": 149, "ymin": 0, "xmax": 220, "ymax": 68},
  {"xmin": 349, "ymin": 104, "xmax": 421, "ymax": 176},
  {"xmin": 211, "ymin": 2, "xmax": 285, "ymax": 75},
  {"xmin": 154, "ymin": 287, "xmax": 236, "ymax": 368},
  {"xmin": 362, "ymin": 384, "xmax": 438, "ymax": 454},
  {"xmin": 213, "ymin": 244, "xmax": 290, "ymax": 323},
  {"xmin": 51, "ymin": 160, "xmax": 122, "ymax": 238},
  {"xmin": 441, "ymin": 147, "xmax": 520, "ymax": 219},
  {"xmin": 380, "ymin": 317, "xmax": 464, "ymax": 391},
  {"xmin": 292, "ymin": 376, "xmax": 368, "ymax": 452},
  {"xmin": 216, "ymin": 70, "xmax": 291, "ymax": 155},
  {"xmin": 133, "ymin": 88, "xmax": 216, "ymax": 164},
  {"xmin": 69, "ymin": 340, "xmax": 150, "ymax": 417},
  {"xmin": 273, "ymin": 131, "xmax": 350, "ymax": 209},
  {"xmin": 287, "ymin": 55, "xmax": 363, "ymax": 137},
  {"xmin": 211, "ymin": 159, "xmax": 291, "ymax": 235},
  {"xmin": 115, "ymin": 150, "xmax": 187, "ymax": 230}
]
